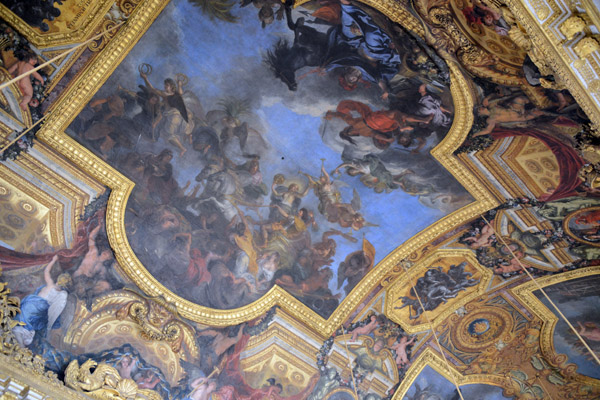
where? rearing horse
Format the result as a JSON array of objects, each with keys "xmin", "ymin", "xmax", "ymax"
[{"xmin": 263, "ymin": 0, "xmax": 332, "ymax": 91}]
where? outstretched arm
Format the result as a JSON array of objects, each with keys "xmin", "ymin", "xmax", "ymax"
[
  {"xmin": 31, "ymin": 70, "xmax": 44, "ymax": 85},
  {"xmin": 299, "ymin": 172, "xmax": 318, "ymax": 186},
  {"xmin": 43, "ymin": 255, "xmax": 59, "ymax": 289},
  {"xmin": 325, "ymin": 110, "xmax": 355, "ymax": 125},
  {"xmin": 299, "ymin": 183, "xmax": 310, "ymax": 197},
  {"xmin": 320, "ymin": 164, "xmax": 331, "ymax": 183},
  {"xmin": 140, "ymin": 73, "xmax": 166, "ymax": 98},
  {"xmin": 332, "ymin": 163, "xmax": 352, "ymax": 176}
]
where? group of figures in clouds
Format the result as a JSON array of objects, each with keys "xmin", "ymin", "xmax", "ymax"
[
  {"xmin": 1, "ymin": 223, "xmax": 417, "ymax": 400},
  {"xmin": 68, "ymin": 0, "xmax": 468, "ymax": 318}
]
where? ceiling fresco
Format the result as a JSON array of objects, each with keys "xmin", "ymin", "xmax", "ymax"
[
  {"xmin": 64, "ymin": 0, "xmax": 471, "ymax": 319},
  {"xmin": 0, "ymin": 0, "xmax": 599, "ymax": 399}
]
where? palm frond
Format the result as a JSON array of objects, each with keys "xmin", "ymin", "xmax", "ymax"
[{"xmin": 218, "ymin": 96, "xmax": 251, "ymax": 118}]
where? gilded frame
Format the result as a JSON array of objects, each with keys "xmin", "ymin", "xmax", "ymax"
[
  {"xmin": 385, "ymin": 249, "xmax": 494, "ymax": 334},
  {"xmin": 0, "ymin": 0, "xmax": 119, "ymax": 96},
  {"xmin": 393, "ymin": 347, "xmax": 508, "ymax": 399},
  {"xmin": 511, "ymin": 266, "xmax": 600, "ymax": 367},
  {"xmin": 31, "ymin": 0, "xmax": 499, "ymax": 335},
  {"xmin": 502, "ymin": 0, "xmax": 600, "ymax": 127},
  {"xmin": 0, "ymin": 0, "xmax": 116, "ymax": 48},
  {"xmin": 563, "ymin": 206, "xmax": 600, "ymax": 248}
]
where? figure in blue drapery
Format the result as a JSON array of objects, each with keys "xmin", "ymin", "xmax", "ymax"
[
  {"xmin": 12, "ymin": 255, "xmax": 71, "ymax": 347},
  {"xmin": 267, "ymin": 0, "xmax": 403, "ymax": 96},
  {"xmin": 323, "ymin": 1, "xmax": 402, "ymax": 96},
  {"xmin": 327, "ymin": 2, "xmax": 402, "ymax": 83}
]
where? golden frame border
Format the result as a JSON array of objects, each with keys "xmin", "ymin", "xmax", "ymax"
[
  {"xmin": 503, "ymin": 0, "xmax": 600, "ymax": 128},
  {"xmin": 393, "ymin": 347, "xmax": 508, "ymax": 399},
  {"xmin": 34, "ymin": 0, "xmax": 498, "ymax": 334},
  {"xmin": 0, "ymin": 367, "xmax": 89, "ymax": 400},
  {"xmin": 0, "ymin": 165, "xmax": 65, "ymax": 249},
  {"xmin": 0, "ymin": 0, "xmax": 116, "ymax": 48},
  {"xmin": 0, "ymin": 0, "xmax": 117, "ymax": 97},
  {"xmin": 562, "ymin": 207, "xmax": 600, "ymax": 248},
  {"xmin": 511, "ymin": 266, "xmax": 600, "ymax": 366},
  {"xmin": 384, "ymin": 249, "xmax": 494, "ymax": 334}
]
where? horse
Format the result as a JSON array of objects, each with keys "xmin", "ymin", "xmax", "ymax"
[{"xmin": 263, "ymin": 2, "xmax": 331, "ymax": 91}]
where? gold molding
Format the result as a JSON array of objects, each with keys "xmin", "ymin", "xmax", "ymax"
[
  {"xmin": 511, "ymin": 266, "xmax": 600, "ymax": 365},
  {"xmin": 239, "ymin": 345, "xmax": 318, "ymax": 392},
  {"xmin": 393, "ymin": 347, "xmax": 507, "ymax": 399},
  {"xmin": 503, "ymin": 0, "xmax": 600, "ymax": 127},
  {"xmin": 385, "ymin": 249, "xmax": 493, "ymax": 334},
  {"xmin": 31, "ymin": 0, "xmax": 498, "ymax": 334},
  {"xmin": 0, "ymin": 367, "xmax": 88, "ymax": 400},
  {"xmin": 65, "ymin": 359, "xmax": 162, "ymax": 400},
  {"xmin": 0, "ymin": 1, "xmax": 117, "ymax": 48},
  {"xmin": 0, "ymin": 164, "xmax": 65, "ymax": 249}
]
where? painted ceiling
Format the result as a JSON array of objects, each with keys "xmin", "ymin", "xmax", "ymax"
[{"xmin": 0, "ymin": 0, "xmax": 599, "ymax": 399}]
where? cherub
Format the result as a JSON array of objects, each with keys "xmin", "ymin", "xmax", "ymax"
[
  {"xmin": 135, "ymin": 370, "xmax": 161, "ymax": 389},
  {"xmin": 116, "ymin": 355, "xmax": 138, "ymax": 380},
  {"xmin": 460, "ymin": 222, "xmax": 495, "ymax": 249},
  {"xmin": 349, "ymin": 315, "xmax": 380, "ymax": 341},
  {"xmin": 493, "ymin": 251, "xmax": 525, "ymax": 275},
  {"xmin": 8, "ymin": 53, "xmax": 44, "ymax": 110},
  {"xmin": 390, "ymin": 335, "xmax": 416, "ymax": 367}
]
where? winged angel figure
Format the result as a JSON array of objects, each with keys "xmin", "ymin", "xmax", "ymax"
[
  {"xmin": 303, "ymin": 162, "xmax": 377, "ymax": 231},
  {"xmin": 139, "ymin": 66, "xmax": 205, "ymax": 157}
]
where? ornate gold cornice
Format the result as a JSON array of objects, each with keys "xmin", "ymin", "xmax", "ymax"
[
  {"xmin": 503, "ymin": 0, "xmax": 600, "ymax": 127},
  {"xmin": 511, "ymin": 266, "xmax": 600, "ymax": 367},
  {"xmin": 385, "ymin": 249, "xmax": 493, "ymax": 334},
  {"xmin": 393, "ymin": 347, "xmax": 508, "ymax": 399},
  {"xmin": 30, "ymin": 0, "xmax": 499, "ymax": 335},
  {"xmin": 0, "ymin": 0, "xmax": 116, "ymax": 48}
]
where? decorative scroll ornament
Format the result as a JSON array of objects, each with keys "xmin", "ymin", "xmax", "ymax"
[
  {"xmin": 65, "ymin": 359, "xmax": 161, "ymax": 400},
  {"xmin": 559, "ymin": 15, "xmax": 586, "ymax": 40},
  {"xmin": 116, "ymin": 291, "xmax": 186, "ymax": 353},
  {"xmin": 578, "ymin": 163, "xmax": 600, "ymax": 190},
  {"xmin": 418, "ymin": 1, "xmax": 497, "ymax": 68},
  {"xmin": 574, "ymin": 37, "xmax": 600, "ymax": 59}
]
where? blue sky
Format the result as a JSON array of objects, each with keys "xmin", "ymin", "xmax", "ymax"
[
  {"xmin": 539, "ymin": 295, "xmax": 600, "ymax": 379},
  {"xmin": 97, "ymin": 0, "xmax": 460, "ymax": 300}
]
